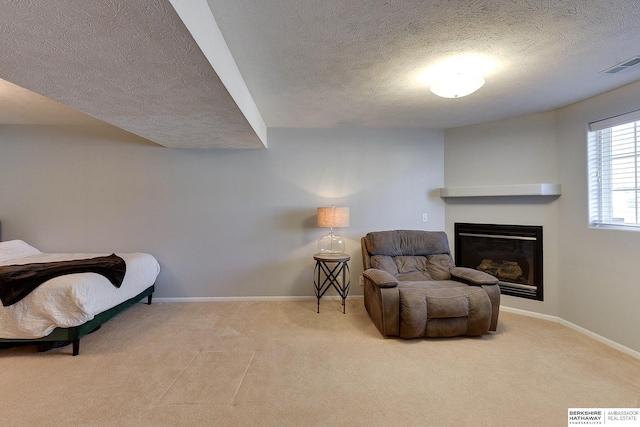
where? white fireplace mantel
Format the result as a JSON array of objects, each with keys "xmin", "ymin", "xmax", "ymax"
[{"xmin": 439, "ymin": 183, "xmax": 562, "ymax": 198}]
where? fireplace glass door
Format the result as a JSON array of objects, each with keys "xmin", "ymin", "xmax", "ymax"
[{"xmin": 454, "ymin": 223, "xmax": 543, "ymax": 301}]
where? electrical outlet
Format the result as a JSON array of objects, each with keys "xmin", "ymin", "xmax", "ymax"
[
  {"xmin": 359, "ymin": 276, "xmax": 364, "ymax": 286},
  {"xmin": 422, "ymin": 213, "xmax": 428, "ymax": 222}
]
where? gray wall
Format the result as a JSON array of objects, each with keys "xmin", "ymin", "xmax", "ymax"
[
  {"xmin": 0, "ymin": 125, "xmax": 444, "ymax": 299},
  {"xmin": 444, "ymin": 111, "xmax": 560, "ymax": 316},
  {"xmin": 556, "ymin": 81, "xmax": 640, "ymax": 352},
  {"xmin": 5, "ymin": 82, "xmax": 638, "ymax": 352},
  {"xmin": 445, "ymin": 81, "xmax": 640, "ymax": 353}
]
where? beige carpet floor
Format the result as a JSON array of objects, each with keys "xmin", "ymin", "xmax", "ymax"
[{"xmin": 1, "ymin": 299, "xmax": 639, "ymax": 427}]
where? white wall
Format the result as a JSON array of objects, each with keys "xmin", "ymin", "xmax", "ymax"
[
  {"xmin": 444, "ymin": 111, "xmax": 560, "ymax": 316},
  {"xmin": 0, "ymin": 125, "xmax": 444, "ymax": 299},
  {"xmin": 556, "ymin": 81, "xmax": 640, "ymax": 352}
]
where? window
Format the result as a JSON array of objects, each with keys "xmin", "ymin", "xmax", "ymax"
[{"xmin": 588, "ymin": 110, "xmax": 640, "ymax": 229}]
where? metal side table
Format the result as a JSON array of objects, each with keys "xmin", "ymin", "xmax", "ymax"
[{"xmin": 313, "ymin": 253, "xmax": 351, "ymax": 314}]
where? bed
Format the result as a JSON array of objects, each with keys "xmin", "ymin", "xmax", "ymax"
[{"xmin": 0, "ymin": 240, "xmax": 160, "ymax": 355}]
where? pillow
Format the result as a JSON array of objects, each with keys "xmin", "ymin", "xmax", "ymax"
[
  {"xmin": 370, "ymin": 255, "xmax": 399, "ymax": 277},
  {"xmin": 426, "ymin": 254, "xmax": 454, "ymax": 280},
  {"xmin": 0, "ymin": 240, "xmax": 42, "ymax": 263},
  {"xmin": 394, "ymin": 256, "xmax": 427, "ymax": 274},
  {"xmin": 394, "ymin": 256, "xmax": 433, "ymax": 281}
]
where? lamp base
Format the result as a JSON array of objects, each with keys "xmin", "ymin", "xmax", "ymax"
[{"xmin": 318, "ymin": 233, "xmax": 345, "ymax": 254}]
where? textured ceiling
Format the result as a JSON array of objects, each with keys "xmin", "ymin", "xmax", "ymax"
[
  {"xmin": 0, "ymin": 0, "xmax": 263, "ymax": 148},
  {"xmin": 207, "ymin": 0, "xmax": 640, "ymax": 129},
  {"xmin": 2, "ymin": 0, "xmax": 640, "ymax": 148}
]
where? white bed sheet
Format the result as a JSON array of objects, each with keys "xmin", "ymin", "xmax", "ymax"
[{"xmin": 0, "ymin": 240, "xmax": 160, "ymax": 339}]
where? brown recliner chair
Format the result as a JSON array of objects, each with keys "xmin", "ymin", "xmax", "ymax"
[{"xmin": 361, "ymin": 230, "xmax": 500, "ymax": 339}]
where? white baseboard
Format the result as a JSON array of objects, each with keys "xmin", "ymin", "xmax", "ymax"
[
  {"xmin": 154, "ymin": 295, "xmax": 364, "ymax": 303},
  {"xmin": 501, "ymin": 306, "xmax": 640, "ymax": 361}
]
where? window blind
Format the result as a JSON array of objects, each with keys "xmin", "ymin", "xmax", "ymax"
[
  {"xmin": 589, "ymin": 109, "xmax": 640, "ymax": 132},
  {"xmin": 588, "ymin": 110, "xmax": 640, "ymax": 229}
]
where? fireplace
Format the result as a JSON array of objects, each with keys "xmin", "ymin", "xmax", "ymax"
[{"xmin": 454, "ymin": 223, "xmax": 543, "ymax": 301}]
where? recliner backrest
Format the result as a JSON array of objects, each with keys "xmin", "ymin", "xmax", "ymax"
[
  {"xmin": 362, "ymin": 230, "xmax": 454, "ymax": 281},
  {"xmin": 364, "ymin": 230, "xmax": 451, "ymax": 256}
]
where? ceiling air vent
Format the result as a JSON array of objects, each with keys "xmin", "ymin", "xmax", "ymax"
[{"xmin": 600, "ymin": 56, "xmax": 640, "ymax": 74}]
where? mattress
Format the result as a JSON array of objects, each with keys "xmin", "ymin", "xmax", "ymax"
[{"xmin": 0, "ymin": 240, "xmax": 160, "ymax": 339}]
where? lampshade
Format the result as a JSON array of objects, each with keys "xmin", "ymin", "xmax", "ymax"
[
  {"xmin": 317, "ymin": 206, "xmax": 350, "ymax": 228},
  {"xmin": 317, "ymin": 206, "xmax": 349, "ymax": 254},
  {"xmin": 430, "ymin": 73, "xmax": 485, "ymax": 98}
]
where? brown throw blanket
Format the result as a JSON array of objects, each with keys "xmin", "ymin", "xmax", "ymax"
[{"xmin": 0, "ymin": 254, "xmax": 126, "ymax": 307}]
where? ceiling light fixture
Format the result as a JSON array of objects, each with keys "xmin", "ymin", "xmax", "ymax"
[{"xmin": 429, "ymin": 73, "xmax": 485, "ymax": 98}]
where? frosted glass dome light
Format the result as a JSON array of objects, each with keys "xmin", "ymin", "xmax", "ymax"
[{"xmin": 430, "ymin": 73, "xmax": 485, "ymax": 98}]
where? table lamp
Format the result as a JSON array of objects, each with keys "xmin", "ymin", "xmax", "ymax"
[{"xmin": 317, "ymin": 206, "xmax": 349, "ymax": 254}]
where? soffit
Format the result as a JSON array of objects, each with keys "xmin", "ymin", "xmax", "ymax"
[
  {"xmin": 2, "ymin": 1, "xmax": 640, "ymax": 145},
  {"xmin": 0, "ymin": 0, "xmax": 264, "ymax": 149}
]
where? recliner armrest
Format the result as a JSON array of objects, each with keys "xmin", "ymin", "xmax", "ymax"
[
  {"xmin": 363, "ymin": 269, "xmax": 398, "ymax": 288},
  {"xmin": 450, "ymin": 266, "xmax": 498, "ymax": 286}
]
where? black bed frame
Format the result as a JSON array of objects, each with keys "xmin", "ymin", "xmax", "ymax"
[{"xmin": 0, "ymin": 285, "xmax": 154, "ymax": 356}]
